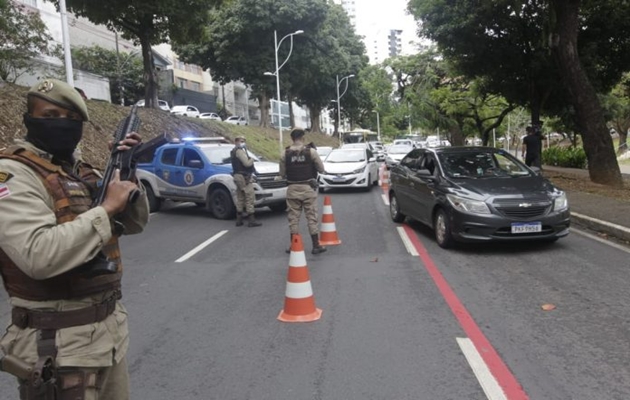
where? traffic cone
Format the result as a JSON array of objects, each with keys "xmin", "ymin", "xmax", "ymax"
[
  {"xmin": 319, "ymin": 196, "xmax": 341, "ymax": 246},
  {"xmin": 380, "ymin": 166, "xmax": 390, "ymax": 190},
  {"xmin": 278, "ymin": 234, "xmax": 322, "ymax": 323}
]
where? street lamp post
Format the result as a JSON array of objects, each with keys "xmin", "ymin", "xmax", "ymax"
[
  {"xmin": 373, "ymin": 110, "xmax": 381, "ymax": 142},
  {"xmin": 335, "ymin": 74, "xmax": 355, "ymax": 144},
  {"xmin": 264, "ymin": 29, "xmax": 304, "ymax": 154}
]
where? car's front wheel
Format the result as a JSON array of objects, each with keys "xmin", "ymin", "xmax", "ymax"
[
  {"xmin": 434, "ymin": 208, "xmax": 455, "ymax": 248},
  {"xmin": 144, "ymin": 183, "xmax": 162, "ymax": 213},
  {"xmin": 390, "ymin": 192, "xmax": 405, "ymax": 223},
  {"xmin": 208, "ymin": 187, "xmax": 236, "ymax": 219}
]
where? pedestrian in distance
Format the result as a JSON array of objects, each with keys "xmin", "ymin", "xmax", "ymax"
[
  {"xmin": 522, "ymin": 125, "xmax": 543, "ymax": 168},
  {"xmin": 279, "ymin": 128, "xmax": 327, "ymax": 255},
  {"xmin": 230, "ymin": 135, "xmax": 262, "ymax": 227},
  {"xmin": 0, "ymin": 79, "xmax": 149, "ymax": 399}
]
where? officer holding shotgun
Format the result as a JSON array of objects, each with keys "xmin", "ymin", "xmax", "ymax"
[{"xmin": 0, "ymin": 79, "xmax": 149, "ymax": 399}]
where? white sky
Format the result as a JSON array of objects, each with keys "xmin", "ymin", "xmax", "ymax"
[{"xmin": 354, "ymin": 0, "xmax": 419, "ymax": 43}]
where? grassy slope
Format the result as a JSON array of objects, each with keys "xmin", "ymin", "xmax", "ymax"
[{"xmin": 0, "ymin": 83, "xmax": 340, "ymax": 168}]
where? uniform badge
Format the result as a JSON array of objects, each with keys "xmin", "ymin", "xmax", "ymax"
[
  {"xmin": 37, "ymin": 80, "xmax": 54, "ymax": 93},
  {"xmin": 0, "ymin": 183, "xmax": 11, "ymax": 200},
  {"xmin": 0, "ymin": 171, "xmax": 14, "ymax": 183}
]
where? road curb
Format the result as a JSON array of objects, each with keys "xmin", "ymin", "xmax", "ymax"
[{"xmin": 571, "ymin": 212, "xmax": 630, "ymax": 242}]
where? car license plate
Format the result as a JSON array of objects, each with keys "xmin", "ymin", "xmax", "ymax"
[
  {"xmin": 511, "ymin": 222, "xmax": 542, "ymax": 234},
  {"xmin": 333, "ymin": 176, "xmax": 345, "ymax": 181}
]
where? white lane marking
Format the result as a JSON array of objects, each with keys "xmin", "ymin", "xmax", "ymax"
[
  {"xmin": 571, "ymin": 228, "xmax": 630, "ymax": 255},
  {"xmin": 397, "ymin": 226, "xmax": 419, "ymax": 256},
  {"xmin": 571, "ymin": 212, "xmax": 630, "ymax": 235},
  {"xmin": 456, "ymin": 337, "xmax": 508, "ymax": 400},
  {"xmin": 175, "ymin": 230, "xmax": 228, "ymax": 263},
  {"xmin": 382, "ymin": 194, "xmax": 390, "ymax": 206}
]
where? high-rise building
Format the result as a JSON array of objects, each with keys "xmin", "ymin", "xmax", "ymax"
[
  {"xmin": 388, "ymin": 29, "xmax": 403, "ymax": 58},
  {"xmin": 338, "ymin": 0, "xmax": 357, "ymax": 26}
]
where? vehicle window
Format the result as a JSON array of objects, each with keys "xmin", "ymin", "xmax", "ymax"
[
  {"xmin": 325, "ymin": 150, "xmax": 366, "ymax": 163},
  {"xmin": 388, "ymin": 145, "xmax": 413, "ymax": 154},
  {"xmin": 367, "ymin": 150, "xmax": 374, "ymax": 159},
  {"xmin": 400, "ymin": 149, "xmax": 422, "ymax": 169},
  {"xmin": 419, "ymin": 154, "xmax": 436, "ymax": 174},
  {"xmin": 439, "ymin": 151, "xmax": 530, "ymax": 178},
  {"xmin": 182, "ymin": 148, "xmax": 204, "ymax": 168},
  {"xmin": 161, "ymin": 148, "xmax": 179, "ymax": 166}
]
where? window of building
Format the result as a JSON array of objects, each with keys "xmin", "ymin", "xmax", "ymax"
[
  {"xmin": 190, "ymin": 81, "xmax": 201, "ymax": 91},
  {"xmin": 178, "ymin": 78, "xmax": 187, "ymax": 89},
  {"xmin": 20, "ymin": 0, "xmax": 37, "ymax": 6}
]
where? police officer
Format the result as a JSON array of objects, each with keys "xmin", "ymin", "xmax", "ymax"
[
  {"xmin": 0, "ymin": 79, "xmax": 149, "ymax": 400},
  {"xmin": 279, "ymin": 128, "xmax": 326, "ymax": 254},
  {"xmin": 231, "ymin": 136, "xmax": 262, "ymax": 227}
]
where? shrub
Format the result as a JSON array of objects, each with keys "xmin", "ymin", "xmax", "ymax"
[{"xmin": 542, "ymin": 146, "xmax": 587, "ymax": 169}]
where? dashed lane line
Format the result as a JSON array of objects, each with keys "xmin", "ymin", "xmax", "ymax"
[
  {"xmin": 397, "ymin": 226, "xmax": 419, "ymax": 256},
  {"xmin": 457, "ymin": 337, "xmax": 509, "ymax": 400},
  {"xmin": 175, "ymin": 230, "xmax": 228, "ymax": 263}
]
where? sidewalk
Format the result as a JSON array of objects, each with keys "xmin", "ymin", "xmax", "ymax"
[{"xmin": 543, "ymin": 165, "xmax": 630, "ymax": 243}]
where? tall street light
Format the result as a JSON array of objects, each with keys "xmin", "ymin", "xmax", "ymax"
[
  {"xmin": 264, "ymin": 29, "xmax": 304, "ymax": 154},
  {"xmin": 336, "ymin": 74, "xmax": 355, "ymax": 143},
  {"xmin": 372, "ymin": 110, "xmax": 381, "ymax": 142}
]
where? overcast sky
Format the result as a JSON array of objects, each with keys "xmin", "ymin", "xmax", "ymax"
[{"xmin": 353, "ymin": 0, "xmax": 420, "ymax": 50}]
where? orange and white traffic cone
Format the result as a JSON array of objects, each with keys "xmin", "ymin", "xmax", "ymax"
[
  {"xmin": 278, "ymin": 234, "xmax": 322, "ymax": 323},
  {"xmin": 380, "ymin": 165, "xmax": 390, "ymax": 190},
  {"xmin": 319, "ymin": 196, "xmax": 341, "ymax": 246}
]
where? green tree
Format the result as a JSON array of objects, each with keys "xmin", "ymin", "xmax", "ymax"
[
  {"xmin": 0, "ymin": 0, "xmax": 61, "ymax": 82},
  {"xmin": 602, "ymin": 75, "xmax": 630, "ymax": 155},
  {"xmin": 72, "ymin": 45, "xmax": 144, "ymax": 106},
  {"xmin": 52, "ymin": 0, "xmax": 223, "ymax": 109}
]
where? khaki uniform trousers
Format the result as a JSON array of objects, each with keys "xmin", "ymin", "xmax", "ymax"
[
  {"xmin": 233, "ymin": 173, "xmax": 255, "ymax": 215},
  {"xmin": 15, "ymin": 356, "xmax": 129, "ymax": 400},
  {"xmin": 286, "ymin": 184, "xmax": 319, "ymax": 235}
]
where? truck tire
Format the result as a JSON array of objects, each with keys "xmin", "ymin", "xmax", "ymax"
[
  {"xmin": 144, "ymin": 184, "xmax": 162, "ymax": 213},
  {"xmin": 208, "ymin": 187, "xmax": 236, "ymax": 219}
]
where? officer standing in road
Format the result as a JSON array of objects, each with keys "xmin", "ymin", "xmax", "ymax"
[
  {"xmin": 0, "ymin": 79, "xmax": 149, "ymax": 400},
  {"xmin": 231, "ymin": 136, "xmax": 262, "ymax": 227},
  {"xmin": 279, "ymin": 128, "xmax": 326, "ymax": 254}
]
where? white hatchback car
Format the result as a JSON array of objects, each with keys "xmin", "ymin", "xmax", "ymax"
[
  {"xmin": 319, "ymin": 148, "xmax": 379, "ymax": 192},
  {"xmin": 135, "ymin": 99, "xmax": 170, "ymax": 111},
  {"xmin": 170, "ymin": 105, "xmax": 200, "ymax": 117},
  {"xmin": 224, "ymin": 116, "xmax": 248, "ymax": 125},
  {"xmin": 199, "ymin": 112, "xmax": 221, "ymax": 120}
]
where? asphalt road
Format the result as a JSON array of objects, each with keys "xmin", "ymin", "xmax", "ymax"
[{"xmin": 1, "ymin": 185, "xmax": 629, "ymax": 399}]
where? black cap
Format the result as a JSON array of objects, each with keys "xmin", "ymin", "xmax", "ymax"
[{"xmin": 290, "ymin": 128, "xmax": 305, "ymax": 140}]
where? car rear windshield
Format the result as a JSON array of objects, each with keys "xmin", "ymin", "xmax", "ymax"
[
  {"xmin": 438, "ymin": 151, "xmax": 531, "ymax": 178},
  {"xmin": 325, "ymin": 150, "xmax": 365, "ymax": 163},
  {"xmin": 388, "ymin": 145, "xmax": 413, "ymax": 154}
]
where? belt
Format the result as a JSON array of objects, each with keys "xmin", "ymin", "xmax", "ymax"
[{"xmin": 11, "ymin": 292, "xmax": 121, "ymax": 330}]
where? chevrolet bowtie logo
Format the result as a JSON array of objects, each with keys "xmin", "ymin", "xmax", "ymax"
[{"xmin": 519, "ymin": 203, "xmax": 533, "ymax": 208}]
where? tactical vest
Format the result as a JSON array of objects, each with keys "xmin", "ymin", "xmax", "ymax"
[
  {"xmin": 230, "ymin": 147, "xmax": 255, "ymax": 175},
  {"xmin": 285, "ymin": 147, "xmax": 316, "ymax": 183},
  {"xmin": 0, "ymin": 147, "xmax": 122, "ymax": 301}
]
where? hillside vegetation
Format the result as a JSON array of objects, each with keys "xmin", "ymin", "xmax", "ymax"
[{"xmin": 0, "ymin": 83, "xmax": 340, "ymax": 168}]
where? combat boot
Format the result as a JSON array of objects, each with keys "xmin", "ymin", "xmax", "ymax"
[
  {"xmin": 311, "ymin": 234, "xmax": 327, "ymax": 255},
  {"xmin": 286, "ymin": 233, "xmax": 294, "ymax": 254},
  {"xmin": 247, "ymin": 214, "xmax": 262, "ymax": 227},
  {"xmin": 235, "ymin": 212, "xmax": 244, "ymax": 227}
]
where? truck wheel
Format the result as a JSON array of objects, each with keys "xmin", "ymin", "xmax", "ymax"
[
  {"xmin": 144, "ymin": 184, "xmax": 162, "ymax": 213},
  {"xmin": 208, "ymin": 187, "xmax": 236, "ymax": 219}
]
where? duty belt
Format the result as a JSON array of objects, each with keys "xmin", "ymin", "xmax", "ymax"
[{"xmin": 11, "ymin": 291, "xmax": 121, "ymax": 330}]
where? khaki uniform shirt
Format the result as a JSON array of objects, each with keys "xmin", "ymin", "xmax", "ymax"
[{"xmin": 0, "ymin": 140, "xmax": 150, "ymax": 367}]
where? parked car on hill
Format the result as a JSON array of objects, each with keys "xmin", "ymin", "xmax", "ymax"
[
  {"xmin": 199, "ymin": 112, "xmax": 221, "ymax": 120},
  {"xmin": 225, "ymin": 116, "xmax": 248, "ymax": 125},
  {"xmin": 388, "ymin": 146, "xmax": 570, "ymax": 248},
  {"xmin": 170, "ymin": 105, "xmax": 200, "ymax": 117},
  {"xmin": 135, "ymin": 99, "xmax": 170, "ymax": 111}
]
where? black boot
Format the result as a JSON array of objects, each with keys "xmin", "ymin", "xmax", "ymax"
[
  {"xmin": 247, "ymin": 213, "xmax": 262, "ymax": 227},
  {"xmin": 311, "ymin": 234, "xmax": 327, "ymax": 255},
  {"xmin": 235, "ymin": 212, "xmax": 244, "ymax": 227},
  {"xmin": 286, "ymin": 233, "xmax": 293, "ymax": 254}
]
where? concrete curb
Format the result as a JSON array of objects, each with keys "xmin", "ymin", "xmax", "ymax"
[{"xmin": 571, "ymin": 212, "xmax": 630, "ymax": 243}]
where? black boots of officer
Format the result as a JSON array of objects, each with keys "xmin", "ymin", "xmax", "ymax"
[
  {"xmin": 235, "ymin": 212, "xmax": 261, "ymax": 227},
  {"xmin": 311, "ymin": 234, "xmax": 327, "ymax": 255},
  {"xmin": 247, "ymin": 213, "xmax": 262, "ymax": 227}
]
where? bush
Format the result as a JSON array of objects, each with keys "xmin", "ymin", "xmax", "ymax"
[{"xmin": 542, "ymin": 146, "xmax": 587, "ymax": 169}]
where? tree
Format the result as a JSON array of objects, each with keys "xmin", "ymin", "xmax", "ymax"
[
  {"xmin": 52, "ymin": 0, "xmax": 223, "ymax": 109},
  {"xmin": 408, "ymin": 0, "xmax": 628, "ymax": 186},
  {"xmin": 602, "ymin": 73, "xmax": 630, "ymax": 155},
  {"xmin": 0, "ymin": 0, "xmax": 61, "ymax": 82},
  {"xmin": 72, "ymin": 45, "xmax": 144, "ymax": 105},
  {"xmin": 174, "ymin": 0, "xmax": 329, "ymax": 128}
]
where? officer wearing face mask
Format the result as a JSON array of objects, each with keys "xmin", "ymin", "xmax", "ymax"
[
  {"xmin": 230, "ymin": 135, "xmax": 262, "ymax": 227},
  {"xmin": 0, "ymin": 79, "xmax": 149, "ymax": 400}
]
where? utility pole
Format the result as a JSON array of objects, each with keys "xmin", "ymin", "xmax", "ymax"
[{"xmin": 59, "ymin": 0, "xmax": 74, "ymax": 86}]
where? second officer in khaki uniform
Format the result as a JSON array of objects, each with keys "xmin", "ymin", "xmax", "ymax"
[
  {"xmin": 230, "ymin": 136, "xmax": 262, "ymax": 227},
  {"xmin": 0, "ymin": 79, "xmax": 149, "ymax": 399},
  {"xmin": 279, "ymin": 128, "xmax": 326, "ymax": 254}
]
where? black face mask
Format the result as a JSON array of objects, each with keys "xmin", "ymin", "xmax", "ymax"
[{"xmin": 23, "ymin": 114, "xmax": 83, "ymax": 160}]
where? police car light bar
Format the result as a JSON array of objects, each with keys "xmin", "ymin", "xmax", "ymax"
[{"xmin": 180, "ymin": 136, "xmax": 229, "ymax": 143}]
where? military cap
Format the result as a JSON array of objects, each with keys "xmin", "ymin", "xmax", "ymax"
[
  {"xmin": 235, "ymin": 135, "xmax": 246, "ymax": 141},
  {"xmin": 27, "ymin": 79, "xmax": 89, "ymax": 121},
  {"xmin": 290, "ymin": 128, "xmax": 305, "ymax": 140}
]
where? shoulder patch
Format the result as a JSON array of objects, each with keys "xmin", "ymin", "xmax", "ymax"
[
  {"xmin": 0, "ymin": 183, "xmax": 11, "ymax": 200},
  {"xmin": 0, "ymin": 171, "xmax": 14, "ymax": 183}
]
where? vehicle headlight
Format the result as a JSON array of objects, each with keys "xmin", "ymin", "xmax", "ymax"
[
  {"xmin": 553, "ymin": 192, "xmax": 568, "ymax": 211},
  {"xmin": 446, "ymin": 194, "xmax": 491, "ymax": 215},
  {"xmin": 352, "ymin": 165, "xmax": 366, "ymax": 174}
]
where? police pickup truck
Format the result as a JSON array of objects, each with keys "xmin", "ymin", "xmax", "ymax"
[{"xmin": 136, "ymin": 136, "xmax": 287, "ymax": 219}]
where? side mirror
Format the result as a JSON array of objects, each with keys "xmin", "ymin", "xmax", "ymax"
[
  {"xmin": 415, "ymin": 168, "xmax": 433, "ymax": 177},
  {"xmin": 369, "ymin": 157, "xmax": 376, "ymax": 163},
  {"xmin": 187, "ymin": 160, "xmax": 203, "ymax": 169},
  {"xmin": 530, "ymin": 166, "xmax": 542, "ymax": 175}
]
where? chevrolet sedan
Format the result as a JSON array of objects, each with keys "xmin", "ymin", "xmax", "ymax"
[
  {"xmin": 319, "ymin": 148, "xmax": 379, "ymax": 192},
  {"xmin": 388, "ymin": 147, "xmax": 570, "ymax": 248}
]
